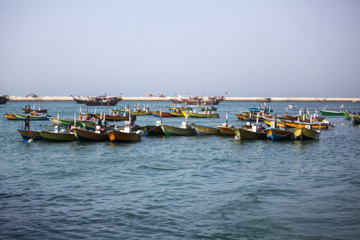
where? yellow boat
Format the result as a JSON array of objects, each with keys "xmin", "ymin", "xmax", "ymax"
[
  {"xmin": 291, "ymin": 127, "xmax": 320, "ymax": 140},
  {"xmin": 3, "ymin": 112, "xmax": 18, "ymax": 120},
  {"xmin": 182, "ymin": 111, "xmax": 220, "ymax": 118},
  {"xmin": 191, "ymin": 124, "xmax": 222, "ymax": 135},
  {"xmin": 281, "ymin": 120, "xmax": 329, "ymax": 130}
]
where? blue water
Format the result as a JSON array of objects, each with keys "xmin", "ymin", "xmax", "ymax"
[{"xmin": 1, "ymin": 101, "xmax": 360, "ymax": 239}]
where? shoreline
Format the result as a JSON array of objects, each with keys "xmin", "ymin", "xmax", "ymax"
[{"xmin": 7, "ymin": 96, "xmax": 360, "ymax": 102}]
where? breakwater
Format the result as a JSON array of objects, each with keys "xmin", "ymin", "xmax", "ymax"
[{"xmin": 8, "ymin": 96, "xmax": 360, "ymax": 102}]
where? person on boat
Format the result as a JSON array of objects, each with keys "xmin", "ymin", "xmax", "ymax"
[
  {"xmin": 79, "ymin": 114, "xmax": 83, "ymax": 120},
  {"xmin": 25, "ymin": 116, "xmax": 30, "ymax": 130},
  {"xmin": 66, "ymin": 124, "xmax": 72, "ymax": 131}
]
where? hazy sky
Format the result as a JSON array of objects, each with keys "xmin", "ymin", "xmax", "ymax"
[{"xmin": 1, "ymin": 0, "xmax": 359, "ymax": 97}]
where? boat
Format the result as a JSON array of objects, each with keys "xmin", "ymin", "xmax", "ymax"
[
  {"xmin": 160, "ymin": 122, "xmax": 197, "ymax": 136},
  {"xmin": 81, "ymin": 121, "xmax": 114, "ymax": 131},
  {"xmin": 191, "ymin": 124, "xmax": 222, "ymax": 135},
  {"xmin": 216, "ymin": 112, "xmax": 235, "ymax": 136},
  {"xmin": 235, "ymin": 112, "xmax": 265, "ymax": 122},
  {"xmin": 248, "ymin": 106, "xmax": 271, "ymax": 113},
  {"xmin": 291, "ymin": 127, "xmax": 320, "ymax": 140},
  {"xmin": 39, "ymin": 126, "xmax": 77, "ymax": 142},
  {"xmin": 151, "ymin": 111, "xmax": 177, "ymax": 117},
  {"xmin": 181, "ymin": 111, "xmax": 220, "ymax": 118},
  {"xmin": 320, "ymin": 105, "xmax": 346, "ymax": 116},
  {"xmin": 73, "ymin": 127, "xmax": 109, "ymax": 142},
  {"xmin": 264, "ymin": 127, "xmax": 294, "ymax": 140},
  {"xmin": 280, "ymin": 120, "xmax": 330, "ymax": 130},
  {"xmin": 3, "ymin": 112, "xmax": 18, "ymax": 120},
  {"xmin": 258, "ymin": 97, "xmax": 271, "ymax": 103},
  {"xmin": 199, "ymin": 106, "xmax": 217, "ymax": 111},
  {"xmin": 234, "ymin": 127, "xmax": 266, "ymax": 140},
  {"xmin": 17, "ymin": 129, "xmax": 43, "ymax": 141},
  {"xmin": 22, "ymin": 104, "xmax": 47, "ymax": 113},
  {"xmin": 142, "ymin": 120, "xmax": 164, "ymax": 136},
  {"xmin": 107, "ymin": 119, "xmax": 142, "ymax": 142},
  {"xmin": 117, "ymin": 103, "xmax": 152, "ymax": 116},
  {"xmin": 170, "ymin": 111, "xmax": 184, "ymax": 117},
  {"xmin": 71, "ymin": 94, "xmax": 123, "ymax": 106},
  {"xmin": 167, "ymin": 106, "xmax": 192, "ymax": 111},
  {"xmin": 181, "ymin": 93, "xmax": 227, "ymax": 105},
  {"xmin": 95, "ymin": 113, "xmax": 136, "ymax": 121},
  {"xmin": 352, "ymin": 115, "xmax": 360, "ymax": 124},
  {"xmin": 0, "ymin": 95, "xmax": 10, "ymax": 105},
  {"xmin": 14, "ymin": 113, "xmax": 50, "ymax": 121},
  {"xmin": 288, "ymin": 103, "xmax": 297, "ymax": 109}
]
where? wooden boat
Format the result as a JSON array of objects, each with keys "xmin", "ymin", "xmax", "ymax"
[
  {"xmin": 258, "ymin": 97, "xmax": 271, "ymax": 103},
  {"xmin": 235, "ymin": 112, "xmax": 265, "ymax": 122},
  {"xmin": 39, "ymin": 126, "xmax": 77, "ymax": 142},
  {"xmin": 118, "ymin": 104, "xmax": 152, "ymax": 116},
  {"xmin": 14, "ymin": 113, "xmax": 50, "ymax": 121},
  {"xmin": 191, "ymin": 124, "xmax": 222, "ymax": 135},
  {"xmin": 73, "ymin": 128, "xmax": 109, "ymax": 142},
  {"xmin": 17, "ymin": 129, "xmax": 43, "ymax": 141},
  {"xmin": 167, "ymin": 106, "xmax": 192, "ymax": 111},
  {"xmin": 288, "ymin": 103, "xmax": 297, "ymax": 109},
  {"xmin": 170, "ymin": 111, "xmax": 184, "ymax": 117},
  {"xmin": 291, "ymin": 127, "xmax": 320, "ymax": 140},
  {"xmin": 217, "ymin": 112, "xmax": 235, "ymax": 136},
  {"xmin": 280, "ymin": 120, "xmax": 329, "ymax": 130},
  {"xmin": 264, "ymin": 127, "xmax": 294, "ymax": 140},
  {"xmin": 234, "ymin": 127, "xmax": 266, "ymax": 140},
  {"xmin": 160, "ymin": 122, "xmax": 197, "ymax": 136},
  {"xmin": 107, "ymin": 128, "xmax": 141, "ymax": 142},
  {"xmin": 320, "ymin": 110, "xmax": 345, "ymax": 116},
  {"xmin": 3, "ymin": 112, "xmax": 18, "ymax": 120},
  {"xmin": 22, "ymin": 105, "xmax": 47, "ymax": 113},
  {"xmin": 81, "ymin": 121, "xmax": 114, "ymax": 131},
  {"xmin": 142, "ymin": 125, "xmax": 164, "ymax": 136},
  {"xmin": 72, "ymin": 94, "xmax": 122, "ymax": 106},
  {"xmin": 352, "ymin": 115, "xmax": 360, "ymax": 124},
  {"xmin": 181, "ymin": 94, "xmax": 226, "ymax": 105},
  {"xmin": 95, "ymin": 114, "xmax": 136, "ymax": 121},
  {"xmin": 0, "ymin": 95, "xmax": 10, "ymax": 104},
  {"xmin": 57, "ymin": 118, "xmax": 86, "ymax": 127},
  {"xmin": 199, "ymin": 106, "xmax": 217, "ymax": 111},
  {"xmin": 248, "ymin": 107, "xmax": 271, "ymax": 113},
  {"xmin": 151, "ymin": 111, "xmax": 176, "ymax": 117},
  {"xmin": 182, "ymin": 111, "xmax": 220, "ymax": 118}
]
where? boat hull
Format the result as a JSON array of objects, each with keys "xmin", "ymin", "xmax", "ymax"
[
  {"xmin": 17, "ymin": 129, "xmax": 43, "ymax": 140},
  {"xmin": 74, "ymin": 128, "xmax": 109, "ymax": 142},
  {"xmin": 281, "ymin": 121, "xmax": 328, "ymax": 130},
  {"xmin": 107, "ymin": 131, "xmax": 141, "ymax": 142},
  {"xmin": 141, "ymin": 126, "xmax": 164, "ymax": 136},
  {"xmin": 264, "ymin": 128, "xmax": 294, "ymax": 140},
  {"xmin": 291, "ymin": 127, "xmax": 320, "ymax": 140},
  {"xmin": 151, "ymin": 112, "xmax": 176, "ymax": 117},
  {"xmin": 192, "ymin": 124, "xmax": 222, "ymax": 135},
  {"xmin": 4, "ymin": 113, "xmax": 18, "ymax": 120},
  {"xmin": 182, "ymin": 112, "xmax": 220, "ymax": 118},
  {"xmin": 40, "ymin": 131, "xmax": 77, "ymax": 142},
  {"xmin": 217, "ymin": 126, "xmax": 235, "ymax": 136},
  {"xmin": 352, "ymin": 116, "xmax": 360, "ymax": 124},
  {"xmin": 320, "ymin": 110, "xmax": 345, "ymax": 116},
  {"xmin": 14, "ymin": 114, "xmax": 49, "ymax": 121},
  {"xmin": 234, "ymin": 128, "xmax": 266, "ymax": 140},
  {"xmin": 160, "ymin": 125, "xmax": 197, "ymax": 136},
  {"xmin": 81, "ymin": 121, "xmax": 114, "ymax": 131},
  {"xmin": 95, "ymin": 114, "xmax": 136, "ymax": 122}
]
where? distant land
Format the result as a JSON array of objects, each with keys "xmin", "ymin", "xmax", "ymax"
[{"xmin": 7, "ymin": 96, "xmax": 360, "ymax": 102}]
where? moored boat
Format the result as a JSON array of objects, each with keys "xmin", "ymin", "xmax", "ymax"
[
  {"xmin": 234, "ymin": 127, "xmax": 266, "ymax": 140},
  {"xmin": 182, "ymin": 111, "xmax": 220, "ymax": 118},
  {"xmin": 72, "ymin": 94, "xmax": 122, "ymax": 106},
  {"xmin": 17, "ymin": 129, "xmax": 43, "ymax": 141},
  {"xmin": 40, "ymin": 126, "xmax": 77, "ymax": 142},
  {"xmin": 280, "ymin": 120, "xmax": 330, "ymax": 130},
  {"xmin": 74, "ymin": 128, "xmax": 109, "ymax": 142},
  {"xmin": 3, "ymin": 112, "xmax": 18, "ymax": 120},
  {"xmin": 352, "ymin": 115, "xmax": 360, "ymax": 124},
  {"xmin": 0, "ymin": 95, "xmax": 10, "ymax": 104},
  {"xmin": 14, "ymin": 113, "xmax": 50, "ymax": 121},
  {"xmin": 95, "ymin": 114, "xmax": 136, "ymax": 121},
  {"xmin": 151, "ymin": 111, "xmax": 176, "ymax": 117},
  {"xmin": 191, "ymin": 124, "xmax": 222, "ymax": 135},
  {"xmin": 160, "ymin": 123, "xmax": 197, "ymax": 136},
  {"xmin": 291, "ymin": 127, "xmax": 320, "ymax": 140},
  {"xmin": 258, "ymin": 97, "xmax": 271, "ymax": 103},
  {"xmin": 264, "ymin": 127, "xmax": 294, "ymax": 141}
]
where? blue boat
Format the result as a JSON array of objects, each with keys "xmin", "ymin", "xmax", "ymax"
[
  {"xmin": 17, "ymin": 129, "xmax": 43, "ymax": 141},
  {"xmin": 264, "ymin": 127, "xmax": 294, "ymax": 140}
]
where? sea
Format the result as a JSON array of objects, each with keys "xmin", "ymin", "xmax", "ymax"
[{"xmin": 1, "ymin": 100, "xmax": 360, "ymax": 240}]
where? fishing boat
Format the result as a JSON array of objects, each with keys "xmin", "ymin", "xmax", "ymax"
[
  {"xmin": 248, "ymin": 106, "xmax": 271, "ymax": 113},
  {"xmin": 320, "ymin": 105, "xmax": 346, "ymax": 116},
  {"xmin": 151, "ymin": 111, "xmax": 176, "ymax": 117},
  {"xmin": 71, "ymin": 94, "xmax": 122, "ymax": 106},
  {"xmin": 81, "ymin": 121, "xmax": 114, "ymax": 131},
  {"xmin": 167, "ymin": 106, "xmax": 192, "ymax": 111},
  {"xmin": 118, "ymin": 103, "xmax": 152, "ymax": 116},
  {"xmin": 14, "ymin": 113, "xmax": 50, "ymax": 121},
  {"xmin": 288, "ymin": 103, "xmax": 297, "ymax": 109},
  {"xmin": 73, "ymin": 127, "xmax": 109, "ymax": 142},
  {"xmin": 0, "ymin": 95, "xmax": 10, "ymax": 104},
  {"xmin": 170, "ymin": 111, "xmax": 184, "ymax": 117},
  {"xmin": 182, "ymin": 111, "xmax": 220, "ymax": 118},
  {"xmin": 17, "ymin": 129, "xmax": 43, "ymax": 141},
  {"xmin": 181, "ymin": 93, "xmax": 226, "ymax": 105},
  {"xmin": 107, "ymin": 120, "xmax": 142, "ymax": 142},
  {"xmin": 234, "ymin": 127, "xmax": 266, "ymax": 140},
  {"xmin": 280, "ymin": 120, "xmax": 330, "ymax": 130},
  {"xmin": 258, "ymin": 97, "xmax": 271, "ymax": 103},
  {"xmin": 291, "ymin": 127, "xmax": 320, "ymax": 140},
  {"xmin": 352, "ymin": 115, "xmax": 360, "ymax": 124},
  {"xmin": 142, "ymin": 120, "xmax": 164, "ymax": 136},
  {"xmin": 39, "ymin": 126, "xmax": 77, "ymax": 142},
  {"xmin": 264, "ymin": 127, "xmax": 294, "ymax": 140},
  {"xmin": 235, "ymin": 112, "xmax": 265, "ymax": 122},
  {"xmin": 160, "ymin": 122, "xmax": 197, "ymax": 136},
  {"xmin": 3, "ymin": 112, "xmax": 18, "ymax": 120},
  {"xmin": 199, "ymin": 106, "xmax": 217, "ymax": 111},
  {"xmin": 95, "ymin": 113, "xmax": 136, "ymax": 121},
  {"xmin": 217, "ymin": 112, "xmax": 235, "ymax": 136},
  {"xmin": 191, "ymin": 124, "xmax": 222, "ymax": 135},
  {"xmin": 22, "ymin": 104, "xmax": 47, "ymax": 113}
]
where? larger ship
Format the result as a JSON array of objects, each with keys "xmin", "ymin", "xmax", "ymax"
[{"xmin": 71, "ymin": 94, "xmax": 122, "ymax": 106}]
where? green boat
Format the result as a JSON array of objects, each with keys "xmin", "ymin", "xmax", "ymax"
[
  {"xmin": 81, "ymin": 121, "xmax": 114, "ymax": 131},
  {"xmin": 160, "ymin": 122, "xmax": 197, "ymax": 136},
  {"xmin": 191, "ymin": 124, "xmax": 222, "ymax": 135},
  {"xmin": 58, "ymin": 118, "xmax": 85, "ymax": 127},
  {"xmin": 40, "ymin": 131, "xmax": 77, "ymax": 142},
  {"xmin": 319, "ymin": 110, "xmax": 345, "ymax": 116}
]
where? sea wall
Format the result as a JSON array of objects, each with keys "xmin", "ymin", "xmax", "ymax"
[{"xmin": 8, "ymin": 96, "xmax": 360, "ymax": 102}]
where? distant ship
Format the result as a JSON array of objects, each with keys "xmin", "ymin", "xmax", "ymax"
[
  {"xmin": 0, "ymin": 95, "xmax": 10, "ymax": 105},
  {"xmin": 71, "ymin": 94, "xmax": 122, "ymax": 106}
]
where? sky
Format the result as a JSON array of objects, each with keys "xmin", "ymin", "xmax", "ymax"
[{"xmin": 1, "ymin": 0, "xmax": 360, "ymax": 98}]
